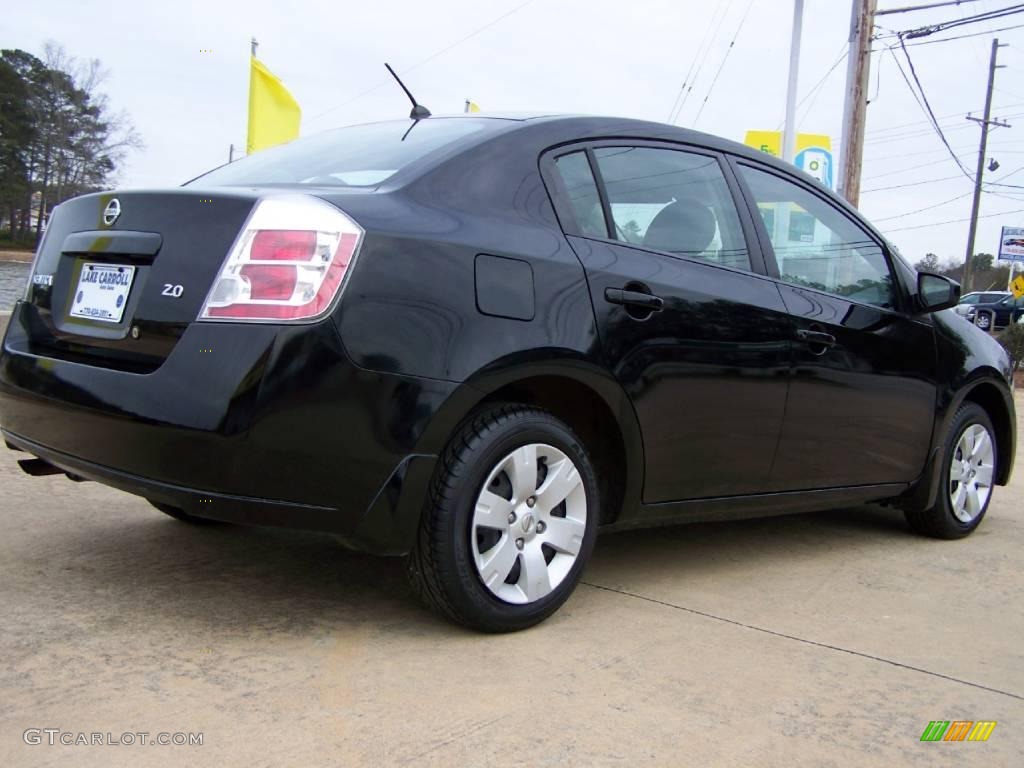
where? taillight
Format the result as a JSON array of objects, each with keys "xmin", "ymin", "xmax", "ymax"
[{"xmin": 199, "ymin": 195, "xmax": 363, "ymax": 322}]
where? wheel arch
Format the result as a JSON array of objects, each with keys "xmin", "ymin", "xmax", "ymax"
[
  {"xmin": 902, "ymin": 371, "xmax": 1016, "ymax": 513},
  {"xmin": 959, "ymin": 378, "xmax": 1015, "ymax": 486},
  {"xmin": 415, "ymin": 355, "xmax": 645, "ymax": 525}
]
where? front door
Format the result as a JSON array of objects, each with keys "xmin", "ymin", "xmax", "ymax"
[
  {"xmin": 734, "ymin": 162, "xmax": 937, "ymax": 491},
  {"xmin": 549, "ymin": 145, "xmax": 792, "ymax": 502}
]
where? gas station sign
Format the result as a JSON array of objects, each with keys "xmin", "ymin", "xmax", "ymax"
[{"xmin": 743, "ymin": 131, "xmax": 834, "ymax": 190}]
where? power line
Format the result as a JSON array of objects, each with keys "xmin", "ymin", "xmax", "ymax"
[
  {"xmin": 873, "ymin": 190, "xmax": 973, "ymax": 219},
  {"xmin": 866, "ymin": 140, "xmax": 1024, "ymax": 164},
  {"xmin": 862, "ymin": 173, "xmax": 965, "ymax": 192},
  {"xmin": 870, "ymin": 166, "xmax": 1024, "ymax": 219},
  {"xmin": 901, "ymin": 20, "xmax": 1024, "ymax": 45},
  {"xmin": 866, "ymin": 101, "xmax": 1024, "ymax": 134},
  {"xmin": 671, "ymin": 0, "xmax": 737, "ymax": 124},
  {"xmin": 875, "ymin": 2, "xmax": 1024, "ymax": 40},
  {"xmin": 890, "ymin": 39, "xmax": 979, "ymax": 182},
  {"xmin": 864, "ymin": 110, "xmax": 1024, "ymax": 144},
  {"xmin": 865, "ymin": 118, "xmax": 980, "ymax": 144},
  {"xmin": 864, "ymin": 149, "xmax": 1024, "ymax": 180},
  {"xmin": 880, "ymin": 206, "xmax": 1024, "ymax": 232},
  {"xmin": 666, "ymin": 2, "xmax": 732, "ymax": 123},
  {"xmin": 773, "ymin": 44, "xmax": 849, "ymax": 130},
  {"xmin": 862, "ymin": 163, "xmax": 1023, "ymax": 193},
  {"xmin": 307, "ymin": 0, "xmax": 539, "ymax": 123},
  {"xmin": 875, "ymin": 0, "xmax": 985, "ymax": 16},
  {"xmin": 693, "ymin": 0, "xmax": 757, "ymax": 126},
  {"xmin": 864, "ymin": 154, "xmax": 967, "ymax": 180}
]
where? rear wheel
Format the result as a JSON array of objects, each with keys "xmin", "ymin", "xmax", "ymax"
[
  {"xmin": 905, "ymin": 403, "xmax": 996, "ymax": 539},
  {"xmin": 407, "ymin": 405, "xmax": 599, "ymax": 632},
  {"xmin": 147, "ymin": 499, "xmax": 221, "ymax": 525}
]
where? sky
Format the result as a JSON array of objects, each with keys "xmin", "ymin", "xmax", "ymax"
[{"xmin": 4, "ymin": 0, "xmax": 1024, "ymax": 268}]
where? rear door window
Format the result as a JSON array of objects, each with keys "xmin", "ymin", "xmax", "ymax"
[{"xmin": 592, "ymin": 147, "xmax": 751, "ymax": 271}]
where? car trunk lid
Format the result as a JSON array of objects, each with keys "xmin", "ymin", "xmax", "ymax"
[{"xmin": 21, "ymin": 188, "xmax": 260, "ymax": 370}]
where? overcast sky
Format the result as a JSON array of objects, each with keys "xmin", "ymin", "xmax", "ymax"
[{"xmin": 5, "ymin": 0, "xmax": 1024, "ymax": 268}]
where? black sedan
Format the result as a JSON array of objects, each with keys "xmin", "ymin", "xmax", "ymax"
[
  {"xmin": 966, "ymin": 292, "xmax": 1024, "ymax": 331},
  {"xmin": 0, "ymin": 115, "xmax": 1016, "ymax": 632}
]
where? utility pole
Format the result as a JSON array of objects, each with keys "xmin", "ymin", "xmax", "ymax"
[
  {"xmin": 781, "ymin": 0, "xmax": 805, "ymax": 165},
  {"xmin": 838, "ymin": 0, "xmax": 877, "ymax": 207},
  {"xmin": 251, "ymin": 37, "xmax": 258, "ymax": 57},
  {"xmin": 962, "ymin": 38, "xmax": 1009, "ymax": 292}
]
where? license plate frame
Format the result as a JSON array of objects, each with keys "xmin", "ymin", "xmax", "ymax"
[{"xmin": 69, "ymin": 262, "xmax": 136, "ymax": 324}]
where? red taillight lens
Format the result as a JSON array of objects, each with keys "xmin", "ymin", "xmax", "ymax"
[
  {"xmin": 199, "ymin": 196, "xmax": 363, "ymax": 322},
  {"xmin": 250, "ymin": 230, "xmax": 316, "ymax": 261},
  {"xmin": 240, "ymin": 264, "xmax": 298, "ymax": 300}
]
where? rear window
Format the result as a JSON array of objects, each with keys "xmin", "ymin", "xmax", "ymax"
[{"xmin": 188, "ymin": 118, "xmax": 498, "ymax": 188}]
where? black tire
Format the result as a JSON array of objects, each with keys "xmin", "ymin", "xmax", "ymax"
[
  {"xmin": 975, "ymin": 311, "xmax": 993, "ymax": 332},
  {"xmin": 905, "ymin": 402, "xmax": 996, "ymax": 539},
  {"xmin": 406, "ymin": 404, "xmax": 600, "ymax": 632},
  {"xmin": 147, "ymin": 499, "xmax": 221, "ymax": 525}
]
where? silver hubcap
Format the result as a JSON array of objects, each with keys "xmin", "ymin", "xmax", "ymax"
[
  {"xmin": 949, "ymin": 423, "xmax": 995, "ymax": 523},
  {"xmin": 471, "ymin": 443, "xmax": 587, "ymax": 605}
]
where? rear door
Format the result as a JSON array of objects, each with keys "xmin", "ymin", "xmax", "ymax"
[
  {"xmin": 546, "ymin": 144, "xmax": 792, "ymax": 502},
  {"xmin": 732, "ymin": 160, "xmax": 937, "ymax": 491}
]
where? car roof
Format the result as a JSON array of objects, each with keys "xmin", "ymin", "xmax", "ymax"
[{"xmin": 441, "ymin": 112, "xmax": 779, "ymax": 162}]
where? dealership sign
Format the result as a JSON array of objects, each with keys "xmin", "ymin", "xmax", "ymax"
[
  {"xmin": 999, "ymin": 226, "xmax": 1024, "ymax": 262},
  {"xmin": 743, "ymin": 131, "xmax": 834, "ymax": 190}
]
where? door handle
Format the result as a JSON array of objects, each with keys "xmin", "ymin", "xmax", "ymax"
[
  {"xmin": 604, "ymin": 287, "xmax": 664, "ymax": 312},
  {"xmin": 795, "ymin": 328, "xmax": 836, "ymax": 350}
]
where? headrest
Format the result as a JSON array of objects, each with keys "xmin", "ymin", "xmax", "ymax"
[{"xmin": 643, "ymin": 200, "xmax": 717, "ymax": 256}]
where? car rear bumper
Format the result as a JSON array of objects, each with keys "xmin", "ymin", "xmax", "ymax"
[{"xmin": 0, "ymin": 301, "xmax": 453, "ymax": 554}]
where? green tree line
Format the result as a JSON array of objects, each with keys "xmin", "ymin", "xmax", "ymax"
[
  {"xmin": 914, "ymin": 251, "xmax": 1012, "ymax": 293},
  {"xmin": 0, "ymin": 43, "xmax": 140, "ymax": 246}
]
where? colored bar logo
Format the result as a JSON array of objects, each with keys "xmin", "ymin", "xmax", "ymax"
[{"xmin": 920, "ymin": 721, "xmax": 997, "ymax": 742}]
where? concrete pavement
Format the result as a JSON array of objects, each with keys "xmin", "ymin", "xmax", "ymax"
[{"xmin": 0, "ymin": 397, "xmax": 1021, "ymax": 767}]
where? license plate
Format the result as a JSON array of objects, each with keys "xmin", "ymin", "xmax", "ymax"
[{"xmin": 70, "ymin": 263, "xmax": 136, "ymax": 323}]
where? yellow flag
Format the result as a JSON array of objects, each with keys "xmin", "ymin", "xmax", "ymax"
[
  {"xmin": 465, "ymin": 100, "xmax": 481, "ymax": 113},
  {"xmin": 247, "ymin": 56, "xmax": 301, "ymax": 154}
]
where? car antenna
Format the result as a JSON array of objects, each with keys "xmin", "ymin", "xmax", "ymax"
[{"xmin": 384, "ymin": 63, "xmax": 431, "ymax": 120}]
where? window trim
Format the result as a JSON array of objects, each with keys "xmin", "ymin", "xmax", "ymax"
[
  {"xmin": 584, "ymin": 148, "xmax": 617, "ymax": 241},
  {"xmin": 545, "ymin": 149, "xmax": 611, "ymax": 240},
  {"xmin": 540, "ymin": 139, "xmax": 769, "ymax": 277},
  {"xmin": 728, "ymin": 156, "xmax": 911, "ymax": 314}
]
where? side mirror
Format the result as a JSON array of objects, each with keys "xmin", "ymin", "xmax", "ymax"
[{"xmin": 916, "ymin": 272, "xmax": 960, "ymax": 313}]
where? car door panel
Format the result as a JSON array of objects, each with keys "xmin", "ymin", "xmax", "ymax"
[
  {"xmin": 770, "ymin": 284, "xmax": 937, "ymax": 490},
  {"xmin": 567, "ymin": 235, "xmax": 792, "ymax": 501},
  {"xmin": 732, "ymin": 159, "xmax": 938, "ymax": 491}
]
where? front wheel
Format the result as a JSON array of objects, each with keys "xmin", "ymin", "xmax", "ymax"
[
  {"xmin": 905, "ymin": 402, "xmax": 997, "ymax": 539},
  {"xmin": 974, "ymin": 311, "xmax": 993, "ymax": 331},
  {"xmin": 407, "ymin": 405, "xmax": 599, "ymax": 632}
]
